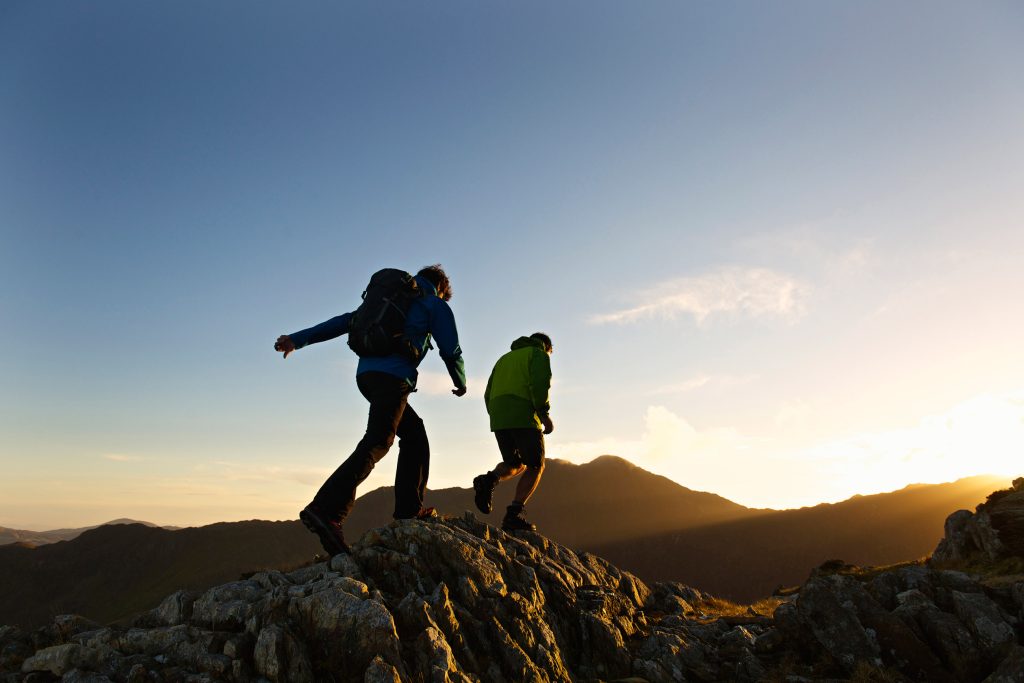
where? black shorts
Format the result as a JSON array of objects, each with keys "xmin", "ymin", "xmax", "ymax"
[{"xmin": 494, "ymin": 428, "xmax": 545, "ymax": 469}]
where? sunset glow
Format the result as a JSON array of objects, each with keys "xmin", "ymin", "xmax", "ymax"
[{"xmin": 2, "ymin": 2, "xmax": 1023, "ymax": 529}]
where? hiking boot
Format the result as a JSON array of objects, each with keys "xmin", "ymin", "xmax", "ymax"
[
  {"xmin": 473, "ymin": 473, "xmax": 498, "ymax": 514},
  {"xmin": 502, "ymin": 508, "xmax": 536, "ymax": 532},
  {"xmin": 394, "ymin": 506, "xmax": 438, "ymax": 520},
  {"xmin": 300, "ymin": 505, "xmax": 350, "ymax": 556}
]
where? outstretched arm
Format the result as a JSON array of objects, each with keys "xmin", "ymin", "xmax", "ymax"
[{"xmin": 274, "ymin": 312, "xmax": 353, "ymax": 358}]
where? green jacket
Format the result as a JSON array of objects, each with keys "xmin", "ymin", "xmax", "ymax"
[{"xmin": 484, "ymin": 336, "xmax": 551, "ymax": 431}]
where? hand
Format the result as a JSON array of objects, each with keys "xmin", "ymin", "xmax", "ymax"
[
  {"xmin": 540, "ymin": 414, "xmax": 554, "ymax": 434},
  {"xmin": 274, "ymin": 335, "xmax": 295, "ymax": 359},
  {"xmin": 452, "ymin": 386, "xmax": 467, "ymax": 397}
]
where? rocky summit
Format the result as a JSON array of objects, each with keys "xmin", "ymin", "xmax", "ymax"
[{"xmin": 3, "ymin": 501, "xmax": 1024, "ymax": 682}]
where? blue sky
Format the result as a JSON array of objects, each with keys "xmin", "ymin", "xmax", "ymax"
[{"xmin": 2, "ymin": 1, "xmax": 1023, "ymax": 529}]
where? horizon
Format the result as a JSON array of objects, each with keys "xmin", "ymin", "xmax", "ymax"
[
  {"xmin": 3, "ymin": 455, "xmax": 1013, "ymax": 532},
  {"xmin": 3, "ymin": 2, "xmax": 1024, "ymax": 530}
]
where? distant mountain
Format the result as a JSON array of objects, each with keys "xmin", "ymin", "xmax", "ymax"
[
  {"xmin": 590, "ymin": 474, "xmax": 1009, "ymax": 602},
  {"xmin": 345, "ymin": 455, "xmax": 757, "ymax": 547},
  {"xmin": 0, "ymin": 521, "xmax": 320, "ymax": 628},
  {"xmin": 0, "ymin": 456, "xmax": 748, "ymax": 628},
  {"xmin": 0, "ymin": 519, "xmax": 177, "ymax": 547},
  {"xmin": 0, "ymin": 456, "xmax": 1007, "ymax": 630},
  {"xmin": 8, "ymin": 496, "xmax": 1024, "ymax": 683}
]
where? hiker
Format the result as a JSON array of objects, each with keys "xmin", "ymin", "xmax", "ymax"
[
  {"xmin": 274, "ymin": 264, "xmax": 467, "ymax": 555},
  {"xmin": 472, "ymin": 332, "xmax": 553, "ymax": 532}
]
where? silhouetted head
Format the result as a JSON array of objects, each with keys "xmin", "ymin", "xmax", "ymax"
[
  {"xmin": 417, "ymin": 264, "xmax": 451, "ymax": 301},
  {"xmin": 530, "ymin": 332, "xmax": 553, "ymax": 354}
]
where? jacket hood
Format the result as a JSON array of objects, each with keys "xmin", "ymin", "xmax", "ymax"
[
  {"xmin": 414, "ymin": 274, "xmax": 437, "ymax": 298},
  {"xmin": 510, "ymin": 336, "xmax": 545, "ymax": 351}
]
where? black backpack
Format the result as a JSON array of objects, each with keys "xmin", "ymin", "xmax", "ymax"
[{"xmin": 347, "ymin": 269, "xmax": 422, "ymax": 359}]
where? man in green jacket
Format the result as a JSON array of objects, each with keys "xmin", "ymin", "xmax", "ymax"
[{"xmin": 472, "ymin": 332, "xmax": 554, "ymax": 532}]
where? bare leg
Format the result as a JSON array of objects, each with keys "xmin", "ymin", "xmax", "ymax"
[
  {"xmin": 512, "ymin": 462, "xmax": 544, "ymax": 505},
  {"xmin": 491, "ymin": 463, "xmax": 525, "ymax": 482}
]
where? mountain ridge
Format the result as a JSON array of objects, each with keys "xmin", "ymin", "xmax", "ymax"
[
  {"xmin": 0, "ymin": 519, "xmax": 178, "ymax": 548},
  {"xmin": 5, "ymin": 496, "xmax": 1024, "ymax": 682},
  {"xmin": 0, "ymin": 456, "xmax": 1008, "ymax": 630}
]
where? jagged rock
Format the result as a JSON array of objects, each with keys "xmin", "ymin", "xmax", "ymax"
[
  {"xmin": 990, "ymin": 479, "xmax": 1024, "ymax": 558},
  {"xmin": 413, "ymin": 626, "xmax": 470, "ymax": 683},
  {"xmin": 5, "ymin": 509, "xmax": 1024, "ymax": 682},
  {"xmin": 822, "ymin": 574, "xmax": 954, "ymax": 682},
  {"xmin": 933, "ymin": 478, "xmax": 1024, "ymax": 566},
  {"xmin": 20, "ymin": 644, "xmax": 101, "ymax": 677},
  {"xmin": 792, "ymin": 576, "xmax": 882, "ymax": 672},
  {"xmin": 896, "ymin": 590, "xmax": 985, "ymax": 681},
  {"xmin": 287, "ymin": 574, "xmax": 403, "ymax": 679},
  {"xmin": 363, "ymin": 655, "xmax": 402, "ymax": 683},
  {"xmin": 134, "ymin": 592, "xmax": 197, "ymax": 628},
  {"xmin": 753, "ymin": 627, "xmax": 784, "ymax": 654},
  {"xmin": 253, "ymin": 624, "xmax": 311, "ymax": 682},
  {"xmin": 1011, "ymin": 582, "xmax": 1024, "ymax": 621},
  {"xmin": 645, "ymin": 582, "xmax": 706, "ymax": 616},
  {"xmin": 57, "ymin": 671, "xmax": 112, "ymax": 683},
  {"xmin": 985, "ymin": 644, "xmax": 1024, "ymax": 682},
  {"xmin": 190, "ymin": 581, "xmax": 265, "ymax": 632},
  {"xmin": 934, "ymin": 510, "xmax": 994, "ymax": 564},
  {"xmin": 0, "ymin": 627, "xmax": 33, "ymax": 674},
  {"xmin": 951, "ymin": 591, "xmax": 1016, "ymax": 663}
]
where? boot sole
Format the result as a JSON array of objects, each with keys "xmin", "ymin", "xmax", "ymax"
[
  {"xmin": 300, "ymin": 509, "xmax": 350, "ymax": 556},
  {"xmin": 472, "ymin": 477, "xmax": 494, "ymax": 514}
]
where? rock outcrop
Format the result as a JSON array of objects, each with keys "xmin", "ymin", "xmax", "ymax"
[
  {"xmin": 933, "ymin": 477, "xmax": 1024, "ymax": 567},
  {"xmin": 2, "ymin": 509, "xmax": 1024, "ymax": 682}
]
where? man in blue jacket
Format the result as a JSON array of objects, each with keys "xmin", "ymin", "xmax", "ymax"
[{"xmin": 274, "ymin": 264, "xmax": 467, "ymax": 555}]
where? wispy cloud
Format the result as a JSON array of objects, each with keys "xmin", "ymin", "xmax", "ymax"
[
  {"xmin": 552, "ymin": 405, "xmax": 758, "ymax": 467},
  {"xmin": 649, "ymin": 373, "xmax": 758, "ymax": 396},
  {"xmin": 102, "ymin": 454, "xmax": 144, "ymax": 462},
  {"xmin": 204, "ymin": 461, "xmax": 329, "ymax": 487},
  {"xmin": 590, "ymin": 266, "xmax": 810, "ymax": 326},
  {"xmin": 552, "ymin": 391, "xmax": 1024, "ymax": 509}
]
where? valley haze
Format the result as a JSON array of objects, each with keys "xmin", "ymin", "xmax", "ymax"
[
  {"xmin": 0, "ymin": 455, "xmax": 1009, "ymax": 631},
  {"xmin": 0, "ymin": 456, "xmax": 1010, "ymax": 534}
]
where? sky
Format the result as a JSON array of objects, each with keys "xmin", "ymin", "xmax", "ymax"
[{"xmin": 2, "ymin": 1, "xmax": 1023, "ymax": 530}]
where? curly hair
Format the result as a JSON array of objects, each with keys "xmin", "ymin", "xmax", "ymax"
[
  {"xmin": 416, "ymin": 264, "xmax": 452, "ymax": 301},
  {"xmin": 530, "ymin": 332, "xmax": 553, "ymax": 353}
]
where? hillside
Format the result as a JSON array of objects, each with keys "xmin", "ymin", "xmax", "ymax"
[
  {"xmin": 345, "ymin": 455, "xmax": 756, "ymax": 547},
  {"xmin": 0, "ymin": 519, "xmax": 171, "ymax": 547},
  {"xmin": 591, "ymin": 474, "xmax": 1008, "ymax": 601},
  {"xmin": 0, "ymin": 458, "xmax": 1007, "ymax": 631},
  {"xmin": 0, "ymin": 521, "xmax": 320, "ymax": 628},
  {"xmin": 4, "ymin": 504, "xmax": 1024, "ymax": 682}
]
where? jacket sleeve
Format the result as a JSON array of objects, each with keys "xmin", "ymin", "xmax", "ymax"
[
  {"xmin": 528, "ymin": 348, "xmax": 551, "ymax": 415},
  {"xmin": 483, "ymin": 371, "xmax": 493, "ymax": 414},
  {"xmin": 430, "ymin": 301, "xmax": 467, "ymax": 390},
  {"xmin": 289, "ymin": 312, "xmax": 353, "ymax": 350}
]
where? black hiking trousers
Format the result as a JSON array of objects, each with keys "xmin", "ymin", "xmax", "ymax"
[{"xmin": 311, "ymin": 371, "xmax": 430, "ymax": 524}]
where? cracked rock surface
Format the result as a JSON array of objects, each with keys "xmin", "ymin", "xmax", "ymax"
[{"xmin": 3, "ymin": 510, "xmax": 1024, "ymax": 682}]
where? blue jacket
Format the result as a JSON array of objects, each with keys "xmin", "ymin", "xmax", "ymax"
[{"xmin": 288, "ymin": 275, "xmax": 467, "ymax": 390}]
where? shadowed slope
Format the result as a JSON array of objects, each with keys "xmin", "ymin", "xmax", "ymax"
[
  {"xmin": 7, "ymin": 508, "xmax": 1024, "ymax": 682},
  {"xmin": 345, "ymin": 455, "xmax": 755, "ymax": 547},
  {"xmin": 0, "ymin": 458, "xmax": 1007, "ymax": 631},
  {"xmin": 591, "ymin": 474, "xmax": 1009, "ymax": 601},
  {"xmin": 0, "ymin": 519, "xmax": 175, "ymax": 547},
  {"xmin": 0, "ymin": 521, "xmax": 321, "ymax": 628}
]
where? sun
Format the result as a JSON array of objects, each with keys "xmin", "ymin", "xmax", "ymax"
[{"xmin": 931, "ymin": 393, "xmax": 1024, "ymax": 479}]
